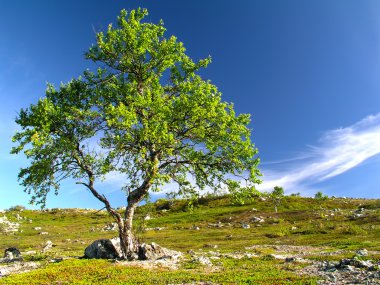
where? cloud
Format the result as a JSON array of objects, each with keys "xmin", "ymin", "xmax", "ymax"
[{"xmin": 257, "ymin": 113, "xmax": 380, "ymax": 194}]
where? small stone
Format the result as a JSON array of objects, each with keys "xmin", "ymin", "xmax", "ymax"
[
  {"xmin": 192, "ymin": 256, "xmax": 213, "ymax": 266},
  {"xmin": 242, "ymin": 223, "xmax": 250, "ymax": 229},
  {"xmin": 39, "ymin": 232, "xmax": 49, "ymax": 235},
  {"xmin": 33, "ymin": 227, "xmax": 42, "ymax": 231},
  {"xmin": 355, "ymin": 249, "xmax": 368, "ymax": 257},
  {"xmin": 42, "ymin": 240, "xmax": 53, "ymax": 253}
]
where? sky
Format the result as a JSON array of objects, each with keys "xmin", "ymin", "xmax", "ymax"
[{"xmin": 1, "ymin": 0, "xmax": 380, "ymax": 209}]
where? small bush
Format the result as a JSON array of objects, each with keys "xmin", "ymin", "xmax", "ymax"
[{"xmin": 8, "ymin": 205, "xmax": 26, "ymax": 211}]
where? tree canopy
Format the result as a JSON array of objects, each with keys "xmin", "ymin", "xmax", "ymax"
[{"xmin": 12, "ymin": 8, "xmax": 261, "ymax": 258}]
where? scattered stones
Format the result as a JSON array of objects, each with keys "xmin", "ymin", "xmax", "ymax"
[
  {"xmin": 250, "ymin": 216, "xmax": 265, "ymax": 223},
  {"xmin": 208, "ymin": 222, "xmax": 223, "ymax": 228},
  {"xmin": 0, "ymin": 261, "xmax": 40, "ymax": 277},
  {"xmin": 154, "ymin": 227, "xmax": 165, "ymax": 231},
  {"xmin": 0, "ymin": 216, "xmax": 20, "ymax": 232},
  {"xmin": 103, "ymin": 223, "xmax": 118, "ymax": 231},
  {"xmin": 84, "ymin": 238, "xmax": 122, "ymax": 259}
]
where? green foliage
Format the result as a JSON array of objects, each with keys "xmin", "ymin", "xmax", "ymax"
[
  {"xmin": 7, "ymin": 205, "xmax": 26, "ymax": 211},
  {"xmin": 314, "ymin": 191, "xmax": 328, "ymax": 201},
  {"xmin": 11, "ymin": 8, "xmax": 260, "ymax": 216}
]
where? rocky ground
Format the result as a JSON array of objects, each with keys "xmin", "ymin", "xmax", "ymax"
[{"xmin": 1, "ymin": 242, "xmax": 379, "ymax": 284}]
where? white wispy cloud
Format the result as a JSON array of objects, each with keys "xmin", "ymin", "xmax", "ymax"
[{"xmin": 258, "ymin": 113, "xmax": 380, "ymax": 194}]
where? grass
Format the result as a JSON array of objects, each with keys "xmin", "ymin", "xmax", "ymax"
[{"xmin": 0, "ymin": 195, "xmax": 379, "ymax": 284}]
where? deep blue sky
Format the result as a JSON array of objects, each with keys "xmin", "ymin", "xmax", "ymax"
[{"xmin": 1, "ymin": 1, "xmax": 380, "ymax": 209}]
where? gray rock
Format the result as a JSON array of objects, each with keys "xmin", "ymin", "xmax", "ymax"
[
  {"xmin": 103, "ymin": 223, "xmax": 118, "ymax": 231},
  {"xmin": 355, "ymin": 249, "xmax": 368, "ymax": 257},
  {"xmin": 138, "ymin": 242, "xmax": 166, "ymax": 260},
  {"xmin": 84, "ymin": 238, "xmax": 122, "ymax": 259},
  {"xmin": 251, "ymin": 216, "xmax": 265, "ymax": 223},
  {"xmin": 42, "ymin": 240, "xmax": 53, "ymax": 253},
  {"xmin": 192, "ymin": 256, "xmax": 213, "ymax": 266},
  {"xmin": 4, "ymin": 248, "xmax": 21, "ymax": 260},
  {"xmin": 242, "ymin": 223, "xmax": 250, "ymax": 229}
]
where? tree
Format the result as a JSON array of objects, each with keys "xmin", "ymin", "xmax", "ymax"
[
  {"xmin": 314, "ymin": 191, "xmax": 328, "ymax": 200},
  {"xmin": 270, "ymin": 186, "xmax": 284, "ymax": 213},
  {"xmin": 11, "ymin": 8, "xmax": 261, "ymax": 259}
]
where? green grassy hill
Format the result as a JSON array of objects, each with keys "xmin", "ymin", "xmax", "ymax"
[{"xmin": 0, "ymin": 195, "xmax": 379, "ymax": 284}]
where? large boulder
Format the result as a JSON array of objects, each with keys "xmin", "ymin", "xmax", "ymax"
[
  {"xmin": 84, "ymin": 238, "xmax": 182, "ymax": 261},
  {"xmin": 84, "ymin": 238, "xmax": 122, "ymax": 259}
]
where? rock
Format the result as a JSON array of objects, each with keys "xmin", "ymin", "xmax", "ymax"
[
  {"xmin": 191, "ymin": 225, "xmax": 200, "ymax": 230},
  {"xmin": 251, "ymin": 216, "xmax": 265, "ymax": 223},
  {"xmin": 84, "ymin": 237, "xmax": 122, "ymax": 259},
  {"xmin": 33, "ymin": 227, "xmax": 42, "ymax": 231},
  {"xmin": 188, "ymin": 249, "xmax": 196, "ymax": 256},
  {"xmin": 138, "ymin": 242, "xmax": 182, "ymax": 261},
  {"xmin": 103, "ymin": 223, "xmax": 118, "ymax": 231},
  {"xmin": 42, "ymin": 240, "xmax": 53, "ymax": 253},
  {"xmin": 138, "ymin": 242, "xmax": 165, "ymax": 260},
  {"xmin": 356, "ymin": 249, "xmax": 368, "ymax": 257},
  {"xmin": 242, "ymin": 223, "xmax": 250, "ymax": 229},
  {"xmin": 192, "ymin": 256, "xmax": 213, "ymax": 266},
  {"xmin": 0, "ymin": 261, "xmax": 40, "ymax": 276},
  {"xmin": 144, "ymin": 215, "xmax": 151, "ymax": 220},
  {"xmin": 154, "ymin": 227, "xmax": 165, "ymax": 231},
  {"xmin": 4, "ymin": 248, "xmax": 21, "ymax": 260},
  {"xmin": 291, "ymin": 226, "xmax": 297, "ymax": 230},
  {"xmin": 0, "ymin": 216, "xmax": 20, "ymax": 232},
  {"xmin": 39, "ymin": 232, "xmax": 49, "ymax": 235}
]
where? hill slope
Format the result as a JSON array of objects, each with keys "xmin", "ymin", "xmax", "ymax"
[{"xmin": 0, "ymin": 196, "xmax": 379, "ymax": 284}]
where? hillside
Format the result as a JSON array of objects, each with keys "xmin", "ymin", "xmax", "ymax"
[{"xmin": 0, "ymin": 195, "xmax": 379, "ymax": 284}]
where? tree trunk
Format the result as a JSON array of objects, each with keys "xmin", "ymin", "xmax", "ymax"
[{"xmin": 122, "ymin": 201, "xmax": 138, "ymax": 259}]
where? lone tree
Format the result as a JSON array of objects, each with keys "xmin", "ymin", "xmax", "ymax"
[
  {"xmin": 270, "ymin": 186, "xmax": 284, "ymax": 213},
  {"xmin": 12, "ymin": 9, "xmax": 261, "ymax": 259}
]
